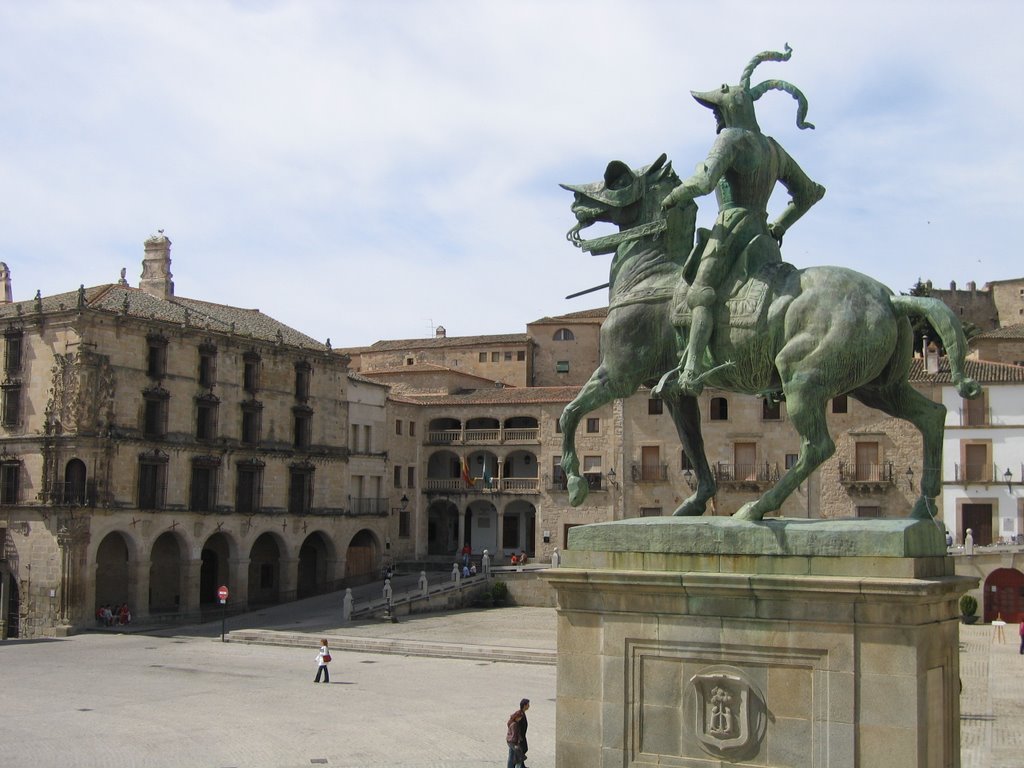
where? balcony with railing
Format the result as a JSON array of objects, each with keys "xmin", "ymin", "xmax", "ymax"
[
  {"xmin": 424, "ymin": 475, "xmax": 540, "ymax": 494},
  {"xmin": 632, "ymin": 463, "xmax": 668, "ymax": 482},
  {"xmin": 426, "ymin": 426, "xmax": 540, "ymax": 445},
  {"xmin": 350, "ymin": 496, "xmax": 388, "ymax": 516},
  {"xmin": 45, "ymin": 480, "xmax": 98, "ymax": 507},
  {"xmin": 837, "ymin": 460, "xmax": 894, "ymax": 492},
  {"xmin": 954, "ymin": 463, "xmax": 997, "ymax": 484},
  {"xmin": 714, "ymin": 462, "xmax": 780, "ymax": 490},
  {"xmin": 958, "ymin": 405, "xmax": 991, "ymax": 427}
]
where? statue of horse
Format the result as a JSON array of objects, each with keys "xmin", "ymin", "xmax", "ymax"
[{"xmin": 558, "ymin": 154, "xmax": 981, "ymax": 521}]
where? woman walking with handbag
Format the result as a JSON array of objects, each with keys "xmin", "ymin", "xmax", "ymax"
[{"xmin": 314, "ymin": 639, "xmax": 331, "ymax": 683}]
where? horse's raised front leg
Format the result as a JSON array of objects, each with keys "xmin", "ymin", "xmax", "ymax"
[
  {"xmin": 560, "ymin": 365, "xmax": 620, "ymax": 507},
  {"xmin": 662, "ymin": 393, "xmax": 716, "ymax": 515},
  {"xmin": 734, "ymin": 377, "xmax": 835, "ymax": 521}
]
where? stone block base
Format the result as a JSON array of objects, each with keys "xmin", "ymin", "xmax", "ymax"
[{"xmin": 545, "ymin": 518, "xmax": 975, "ymax": 767}]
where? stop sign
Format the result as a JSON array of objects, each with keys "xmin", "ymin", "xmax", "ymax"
[{"xmin": 217, "ymin": 585, "xmax": 229, "ymax": 601}]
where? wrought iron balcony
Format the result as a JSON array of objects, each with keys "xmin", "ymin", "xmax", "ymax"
[
  {"xmin": 631, "ymin": 462, "xmax": 668, "ymax": 482},
  {"xmin": 714, "ymin": 462, "xmax": 780, "ymax": 489},
  {"xmin": 954, "ymin": 463, "xmax": 998, "ymax": 484},
  {"xmin": 349, "ymin": 497, "xmax": 389, "ymax": 516},
  {"xmin": 838, "ymin": 460, "xmax": 894, "ymax": 492}
]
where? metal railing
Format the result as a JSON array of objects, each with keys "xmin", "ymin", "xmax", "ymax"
[
  {"xmin": 714, "ymin": 462, "xmax": 781, "ymax": 484},
  {"xmin": 958, "ymin": 406, "xmax": 991, "ymax": 427},
  {"xmin": 632, "ymin": 463, "xmax": 668, "ymax": 482},
  {"xmin": 838, "ymin": 461, "xmax": 894, "ymax": 483},
  {"xmin": 954, "ymin": 463, "xmax": 997, "ymax": 483},
  {"xmin": 350, "ymin": 497, "xmax": 388, "ymax": 516}
]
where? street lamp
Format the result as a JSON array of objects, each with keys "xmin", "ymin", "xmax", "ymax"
[
  {"xmin": 1005, "ymin": 468, "xmax": 1013, "ymax": 493},
  {"xmin": 905, "ymin": 466, "xmax": 915, "ymax": 491},
  {"xmin": 606, "ymin": 467, "xmax": 619, "ymax": 489},
  {"xmin": 683, "ymin": 468, "xmax": 695, "ymax": 490},
  {"xmin": 400, "ymin": 494, "xmax": 409, "ymax": 510}
]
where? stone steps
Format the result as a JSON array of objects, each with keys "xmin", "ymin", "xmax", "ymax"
[{"xmin": 226, "ymin": 628, "xmax": 556, "ymax": 666}]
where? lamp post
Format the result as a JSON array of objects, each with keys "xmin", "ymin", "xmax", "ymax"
[
  {"xmin": 1005, "ymin": 468, "xmax": 1013, "ymax": 493},
  {"xmin": 607, "ymin": 467, "xmax": 619, "ymax": 489},
  {"xmin": 684, "ymin": 468, "xmax": 695, "ymax": 490},
  {"xmin": 905, "ymin": 466, "xmax": 915, "ymax": 491}
]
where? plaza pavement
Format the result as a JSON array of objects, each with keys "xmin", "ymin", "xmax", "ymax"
[{"xmin": 0, "ymin": 574, "xmax": 1020, "ymax": 767}]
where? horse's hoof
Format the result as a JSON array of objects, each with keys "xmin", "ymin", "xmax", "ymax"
[
  {"xmin": 732, "ymin": 502, "xmax": 763, "ymax": 521},
  {"xmin": 567, "ymin": 476, "xmax": 589, "ymax": 507},
  {"xmin": 673, "ymin": 497, "xmax": 707, "ymax": 516}
]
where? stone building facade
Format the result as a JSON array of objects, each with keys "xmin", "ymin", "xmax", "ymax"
[{"xmin": 0, "ymin": 236, "xmax": 402, "ymax": 638}]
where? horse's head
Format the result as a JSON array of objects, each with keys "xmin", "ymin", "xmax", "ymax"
[{"xmin": 560, "ymin": 154, "xmax": 679, "ymax": 252}]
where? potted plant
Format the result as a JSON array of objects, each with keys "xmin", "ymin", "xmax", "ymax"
[{"xmin": 959, "ymin": 594, "xmax": 979, "ymax": 624}]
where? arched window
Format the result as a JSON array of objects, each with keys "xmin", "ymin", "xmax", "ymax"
[
  {"xmin": 553, "ymin": 328, "xmax": 575, "ymax": 341},
  {"xmin": 710, "ymin": 397, "xmax": 729, "ymax": 421}
]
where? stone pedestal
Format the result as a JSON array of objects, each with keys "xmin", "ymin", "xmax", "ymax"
[{"xmin": 545, "ymin": 518, "xmax": 975, "ymax": 768}]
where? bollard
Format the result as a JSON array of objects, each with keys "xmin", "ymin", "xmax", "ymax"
[
  {"xmin": 342, "ymin": 588, "xmax": 353, "ymax": 622},
  {"xmin": 418, "ymin": 570, "xmax": 429, "ymax": 596}
]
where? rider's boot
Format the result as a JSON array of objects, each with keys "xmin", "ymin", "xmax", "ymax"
[{"xmin": 679, "ymin": 305, "xmax": 714, "ymax": 396}]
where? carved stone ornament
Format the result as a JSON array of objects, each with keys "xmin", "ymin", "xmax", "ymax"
[{"xmin": 687, "ymin": 665, "xmax": 766, "ymax": 760}]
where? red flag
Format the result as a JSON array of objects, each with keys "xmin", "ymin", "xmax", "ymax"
[{"xmin": 460, "ymin": 457, "xmax": 475, "ymax": 487}]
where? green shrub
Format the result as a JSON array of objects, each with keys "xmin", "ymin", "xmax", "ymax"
[
  {"xmin": 959, "ymin": 594, "xmax": 978, "ymax": 616},
  {"xmin": 491, "ymin": 580, "xmax": 509, "ymax": 606}
]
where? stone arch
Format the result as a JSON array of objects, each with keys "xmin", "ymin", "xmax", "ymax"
[
  {"xmin": 984, "ymin": 567, "xmax": 1024, "ymax": 623},
  {"xmin": 0, "ymin": 557, "xmax": 19, "ymax": 639},
  {"xmin": 298, "ymin": 531, "xmax": 336, "ymax": 598},
  {"xmin": 95, "ymin": 531, "xmax": 133, "ymax": 610},
  {"xmin": 149, "ymin": 531, "xmax": 187, "ymax": 614},
  {"xmin": 427, "ymin": 498, "xmax": 460, "ymax": 555},
  {"xmin": 501, "ymin": 499, "xmax": 537, "ymax": 558},
  {"xmin": 465, "ymin": 499, "xmax": 498, "ymax": 553},
  {"xmin": 199, "ymin": 531, "xmax": 236, "ymax": 606},
  {"xmin": 248, "ymin": 532, "xmax": 285, "ymax": 605},
  {"xmin": 344, "ymin": 529, "xmax": 380, "ymax": 584}
]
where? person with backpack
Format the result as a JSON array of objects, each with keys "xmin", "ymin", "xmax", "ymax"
[{"xmin": 505, "ymin": 697, "xmax": 529, "ymax": 768}]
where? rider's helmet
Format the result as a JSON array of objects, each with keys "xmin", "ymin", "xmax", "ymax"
[{"xmin": 691, "ymin": 44, "xmax": 815, "ymax": 133}]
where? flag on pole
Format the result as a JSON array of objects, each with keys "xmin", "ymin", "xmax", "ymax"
[
  {"xmin": 460, "ymin": 457, "xmax": 475, "ymax": 487},
  {"xmin": 483, "ymin": 462, "xmax": 493, "ymax": 489}
]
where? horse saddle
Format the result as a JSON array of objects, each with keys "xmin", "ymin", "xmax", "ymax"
[{"xmin": 671, "ymin": 234, "xmax": 795, "ymax": 330}]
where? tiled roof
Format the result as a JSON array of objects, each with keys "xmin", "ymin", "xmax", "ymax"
[
  {"xmin": 529, "ymin": 307, "xmax": 608, "ymax": 324},
  {"xmin": 972, "ymin": 324, "xmax": 1024, "ymax": 340},
  {"xmin": 0, "ymin": 284, "xmax": 328, "ymax": 350},
  {"xmin": 348, "ymin": 372, "xmax": 388, "ymax": 387},
  {"xmin": 365, "ymin": 333, "xmax": 529, "ymax": 352},
  {"xmin": 360, "ymin": 363, "xmax": 500, "ymax": 385},
  {"xmin": 908, "ymin": 357, "xmax": 1024, "ymax": 384},
  {"xmin": 400, "ymin": 386, "xmax": 582, "ymax": 406}
]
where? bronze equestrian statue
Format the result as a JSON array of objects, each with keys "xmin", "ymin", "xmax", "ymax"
[{"xmin": 558, "ymin": 45, "xmax": 980, "ymax": 522}]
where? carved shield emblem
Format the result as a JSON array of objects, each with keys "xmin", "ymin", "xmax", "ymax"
[{"xmin": 688, "ymin": 666, "xmax": 766, "ymax": 759}]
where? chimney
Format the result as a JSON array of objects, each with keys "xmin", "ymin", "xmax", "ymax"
[
  {"xmin": 139, "ymin": 230, "xmax": 174, "ymax": 300},
  {"xmin": 0, "ymin": 262, "xmax": 11, "ymax": 304},
  {"xmin": 949, "ymin": 280, "xmax": 957, "ymax": 291},
  {"xmin": 435, "ymin": 325, "xmax": 446, "ymax": 338},
  {"xmin": 967, "ymin": 281, "xmax": 976, "ymax": 293}
]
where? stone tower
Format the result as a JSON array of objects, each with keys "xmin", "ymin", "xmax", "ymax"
[
  {"xmin": 139, "ymin": 231, "xmax": 174, "ymax": 300},
  {"xmin": 0, "ymin": 262, "xmax": 12, "ymax": 304}
]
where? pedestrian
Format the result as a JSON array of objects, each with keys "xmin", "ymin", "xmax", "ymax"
[
  {"xmin": 1019, "ymin": 619, "xmax": 1024, "ymax": 655},
  {"xmin": 314, "ymin": 639, "xmax": 331, "ymax": 683},
  {"xmin": 505, "ymin": 697, "xmax": 529, "ymax": 768}
]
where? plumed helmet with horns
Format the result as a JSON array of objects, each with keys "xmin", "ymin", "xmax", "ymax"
[{"xmin": 690, "ymin": 44, "xmax": 815, "ymax": 132}]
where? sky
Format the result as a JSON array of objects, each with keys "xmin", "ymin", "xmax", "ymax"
[{"xmin": 0, "ymin": 1, "xmax": 1020, "ymax": 348}]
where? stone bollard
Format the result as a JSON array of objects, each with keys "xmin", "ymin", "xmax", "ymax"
[
  {"xmin": 482, "ymin": 549, "xmax": 491, "ymax": 577},
  {"xmin": 965, "ymin": 528, "xmax": 974, "ymax": 555},
  {"xmin": 452, "ymin": 563, "xmax": 461, "ymax": 584},
  {"xmin": 342, "ymin": 588, "xmax": 353, "ymax": 622},
  {"xmin": 419, "ymin": 570, "xmax": 429, "ymax": 596},
  {"xmin": 551, "ymin": 547, "xmax": 561, "ymax": 567},
  {"xmin": 383, "ymin": 578, "xmax": 393, "ymax": 602}
]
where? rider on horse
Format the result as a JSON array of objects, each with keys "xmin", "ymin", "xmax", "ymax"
[{"xmin": 656, "ymin": 44, "xmax": 826, "ymax": 398}]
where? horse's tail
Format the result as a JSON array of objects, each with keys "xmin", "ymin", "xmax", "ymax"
[{"xmin": 890, "ymin": 295, "xmax": 982, "ymax": 399}]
